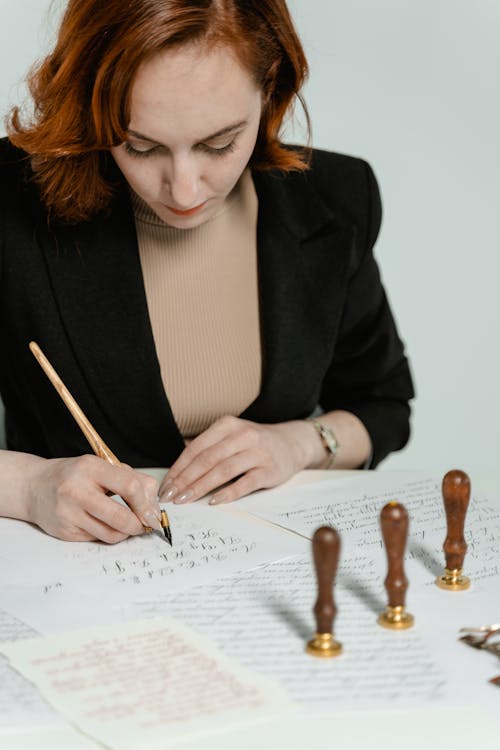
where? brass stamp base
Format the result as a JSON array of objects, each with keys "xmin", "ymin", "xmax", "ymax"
[
  {"xmin": 435, "ymin": 568, "xmax": 470, "ymax": 591},
  {"xmin": 306, "ymin": 632, "xmax": 343, "ymax": 658},
  {"xmin": 378, "ymin": 605, "xmax": 415, "ymax": 630}
]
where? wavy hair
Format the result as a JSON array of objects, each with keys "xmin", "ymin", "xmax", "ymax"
[{"xmin": 7, "ymin": 0, "xmax": 310, "ymax": 222}]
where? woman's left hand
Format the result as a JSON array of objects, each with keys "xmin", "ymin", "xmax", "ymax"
[{"xmin": 159, "ymin": 416, "xmax": 319, "ymax": 505}]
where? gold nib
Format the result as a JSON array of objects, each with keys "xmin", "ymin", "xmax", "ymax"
[{"xmin": 160, "ymin": 509, "xmax": 172, "ymax": 546}]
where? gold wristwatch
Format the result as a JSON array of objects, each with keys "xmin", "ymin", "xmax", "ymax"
[{"xmin": 310, "ymin": 419, "xmax": 339, "ymax": 469}]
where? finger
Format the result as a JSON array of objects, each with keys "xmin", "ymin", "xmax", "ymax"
[
  {"xmin": 77, "ymin": 510, "xmax": 130, "ymax": 544},
  {"xmin": 159, "ymin": 471, "xmax": 177, "ymax": 500},
  {"xmin": 45, "ymin": 522, "xmax": 96, "ymax": 543},
  {"xmin": 169, "ymin": 432, "xmax": 258, "ymax": 502},
  {"xmin": 92, "ymin": 462, "xmax": 161, "ymax": 530},
  {"xmin": 173, "ymin": 450, "xmax": 261, "ymax": 504},
  {"xmin": 85, "ymin": 492, "xmax": 144, "ymax": 536},
  {"xmin": 167, "ymin": 416, "xmax": 242, "ymax": 481},
  {"xmin": 209, "ymin": 468, "xmax": 268, "ymax": 505},
  {"xmin": 45, "ymin": 509, "xmax": 127, "ymax": 544}
]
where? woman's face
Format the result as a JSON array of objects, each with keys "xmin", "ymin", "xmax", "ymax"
[{"xmin": 111, "ymin": 43, "xmax": 262, "ymax": 229}]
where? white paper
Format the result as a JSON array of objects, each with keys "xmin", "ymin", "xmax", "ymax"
[
  {"xmin": 0, "ymin": 608, "xmax": 61, "ymax": 727},
  {"xmin": 238, "ymin": 472, "xmax": 500, "ymax": 588},
  {"xmin": 1, "ymin": 470, "xmax": 499, "ymax": 736},
  {"xmin": 119, "ymin": 554, "xmax": 448, "ymax": 713},
  {"xmin": 0, "ymin": 501, "xmax": 306, "ymax": 596},
  {"xmin": 0, "ymin": 617, "xmax": 293, "ymax": 750}
]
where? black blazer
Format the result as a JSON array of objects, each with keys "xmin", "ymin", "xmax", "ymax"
[{"xmin": 0, "ymin": 138, "xmax": 414, "ymax": 468}]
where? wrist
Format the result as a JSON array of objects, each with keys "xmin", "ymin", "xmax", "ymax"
[
  {"xmin": 2, "ymin": 451, "xmax": 48, "ymax": 523},
  {"xmin": 307, "ymin": 419, "xmax": 340, "ymax": 469},
  {"xmin": 279, "ymin": 420, "xmax": 324, "ymax": 471}
]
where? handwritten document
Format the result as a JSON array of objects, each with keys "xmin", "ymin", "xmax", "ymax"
[
  {"xmin": 0, "ymin": 608, "xmax": 60, "ymax": 727},
  {"xmin": 0, "ymin": 617, "xmax": 292, "ymax": 750},
  {"xmin": 0, "ymin": 502, "xmax": 306, "ymax": 595},
  {"xmin": 0, "ymin": 470, "xmax": 499, "ymax": 737},
  {"xmin": 237, "ymin": 472, "xmax": 500, "ymax": 589},
  {"xmin": 122, "ymin": 555, "xmax": 447, "ymax": 713}
]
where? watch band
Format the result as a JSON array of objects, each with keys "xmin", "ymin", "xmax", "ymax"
[{"xmin": 310, "ymin": 419, "xmax": 339, "ymax": 469}]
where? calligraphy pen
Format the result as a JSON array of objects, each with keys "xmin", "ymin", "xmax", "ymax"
[{"xmin": 28, "ymin": 341, "xmax": 172, "ymax": 545}]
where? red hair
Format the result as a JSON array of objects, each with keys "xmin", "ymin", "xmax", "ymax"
[{"xmin": 8, "ymin": 0, "xmax": 310, "ymax": 222}]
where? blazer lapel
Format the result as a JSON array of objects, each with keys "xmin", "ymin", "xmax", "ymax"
[
  {"xmin": 242, "ymin": 167, "xmax": 355, "ymax": 422},
  {"xmin": 35, "ymin": 186, "xmax": 184, "ymax": 463}
]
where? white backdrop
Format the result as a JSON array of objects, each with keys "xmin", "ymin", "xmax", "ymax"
[{"xmin": 1, "ymin": 0, "xmax": 499, "ymax": 475}]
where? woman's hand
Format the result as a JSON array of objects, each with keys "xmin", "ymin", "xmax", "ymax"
[
  {"xmin": 159, "ymin": 416, "xmax": 322, "ymax": 506},
  {"xmin": 25, "ymin": 455, "xmax": 161, "ymax": 543}
]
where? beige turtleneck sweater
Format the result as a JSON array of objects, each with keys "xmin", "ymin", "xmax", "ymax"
[{"xmin": 132, "ymin": 170, "xmax": 262, "ymax": 439}]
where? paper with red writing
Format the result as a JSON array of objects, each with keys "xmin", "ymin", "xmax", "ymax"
[{"xmin": 0, "ymin": 617, "xmax": 292, "ymax": 749}]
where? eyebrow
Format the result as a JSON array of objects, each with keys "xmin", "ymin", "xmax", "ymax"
[{"xmin": 127, "ymin": 120, "xmax": 248, "ymax": 146}]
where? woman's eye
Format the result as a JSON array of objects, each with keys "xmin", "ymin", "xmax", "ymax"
[
  {"xmin": 198, "ymin": 140, "xmax": 236, "ymax": 157},
  {"xmin": 124, "ymin": 142, "xmax": 158, "ymax": 159},
  {"xmin": 123, "ymin": 139, "xmax": 237, "ymax": 159}
]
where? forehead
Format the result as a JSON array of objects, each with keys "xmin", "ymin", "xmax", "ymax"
[{"xmin": 128, "ymin": 43, "xmax": 261, "ymax": 142}]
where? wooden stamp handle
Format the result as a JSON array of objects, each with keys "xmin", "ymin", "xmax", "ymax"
[
  {"xmin": 311, "ymin": 526, "xmax": 341, "ymax": 634},
  {"xmin": 380, "ymin": 502, "xmax": 409, "ymax": 608},
  {"xmin": 442, "ymin": 469, "xmax": 470, "ymax": 570}
]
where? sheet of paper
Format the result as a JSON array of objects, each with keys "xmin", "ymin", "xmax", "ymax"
[
  {"xmin": 0, "ymin": 617, "xmax": 293, "ymax": 750},
  {"xmin": 0, "ymin": 584, "xmax": 128, "ymax": 637},
  {"xmin": 1, "ymin": 470, "xmax": 498, "ymax": 736},
  {"xmin": 237, "ymin": 472, "xmax": 500, "ymax": 589},
  {"xmin": 0, "ymin": 501, "xmax": 306, "ymax": 596},
  {"xmin": 117, "ymin": 554, "xmax": 447, "ymax": 712},
  {"xmin": 120, "ymin": 550, "xmax": 500, "ymax": 717},
  {"xmin": 0, "ymin": 608, "xmax": 61, "ymax": 727}
]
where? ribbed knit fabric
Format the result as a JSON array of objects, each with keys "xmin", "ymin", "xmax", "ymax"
[{"xmin": 132, "ymin": 170, "xmax": 262, "ymax": 439}]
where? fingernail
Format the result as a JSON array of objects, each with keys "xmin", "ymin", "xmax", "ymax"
[
  {"xmin": 174, "ymin": 490, "xmax": 194, "ymax": 504},
  {"xmin": 209, "ymin": 494, "xmax": 227, "ymax": 506},
  {"xmin": 142, "ymin": 509, "xmax": 162, "ymax": 530},
  {"xmin": 162, "ymin": 486, "xmax": 178, "ymax": 502}
]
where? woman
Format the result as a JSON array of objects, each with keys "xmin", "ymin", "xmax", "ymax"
[{"xmin": 0, "ymin": 0, "xmax": 414, "ymax": 543}]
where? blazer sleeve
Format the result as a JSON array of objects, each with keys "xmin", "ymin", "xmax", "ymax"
[{"xmin": 318, "ymin": 161, "xmax": 415, "ymax": 467}]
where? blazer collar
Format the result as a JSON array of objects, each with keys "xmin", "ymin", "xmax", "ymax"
[{"xmin": 252, "ymin": 165, "xmax": 338, "ymax": 241}]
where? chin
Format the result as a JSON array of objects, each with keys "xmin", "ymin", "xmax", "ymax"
[{"xmin": 164, "ymin": 212, "xmax": 208, "ymax": 230}]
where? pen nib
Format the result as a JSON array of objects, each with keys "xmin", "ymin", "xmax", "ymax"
[{"xmin": 160, "ymin": 510, "xmax": 172, "ymax": 546}]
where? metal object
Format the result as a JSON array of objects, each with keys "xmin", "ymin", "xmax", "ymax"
[
  {"xmin": 459, "ymin": 624, "xmax": 500, "ymax": 653},
  {"xmin": 378, "ymin": 604, "xmax": 415, "ymax": 630},
  {"xmin": 459, "ymin": 624, "xmax": 500, "ymax": 686},
  {"xmin": 436, "ymin": 567, "xmax": 470, "ymax": 591},
  {"xmin": 306, "ymin": 632, "xmax": 343, "ymax": 658}
]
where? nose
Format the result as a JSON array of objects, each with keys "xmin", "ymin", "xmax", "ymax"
[{"xmin": 165, "ymin": 154, "xmax": 201, "ymax": 209}]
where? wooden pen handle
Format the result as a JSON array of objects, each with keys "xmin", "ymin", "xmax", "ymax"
[
  {"xmin": 29, "ymin": 341, "xmax": 120, "ymax": 465},
  {"xmin": 29, "ymin": 341, "xmax": 159, "ymax": 535}
]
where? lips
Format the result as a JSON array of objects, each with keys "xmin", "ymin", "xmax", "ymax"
[{"xmin": 164, "ymin": 201, "xmax": 207, "ymax": 217}]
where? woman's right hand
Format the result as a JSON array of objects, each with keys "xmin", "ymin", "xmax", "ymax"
[{"xmin": 24, "ymin": 455, "xmax": 161, "ymax": 543}]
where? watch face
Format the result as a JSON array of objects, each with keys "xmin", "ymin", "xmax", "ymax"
[{"xmin": 312, "ymin": 420, "xmax": 338, "ymax": 458}]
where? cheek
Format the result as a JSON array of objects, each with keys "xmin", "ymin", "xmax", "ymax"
[
  {"xmin": 111, "ymin": 150, "xmax": 159, "ymax": 197},
  {"xmin": 215, "ymin": 142, "xmax": 258, "ymax": 190}
]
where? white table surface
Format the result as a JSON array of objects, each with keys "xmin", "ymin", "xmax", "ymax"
[{"xmin": 1, "ymin": 469, "xmax": 499, "ymax": 750}]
